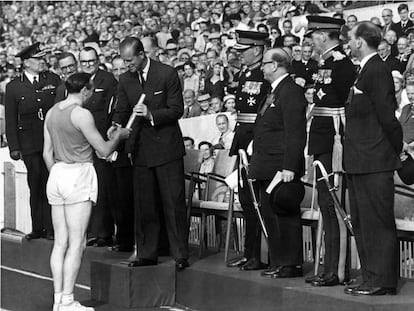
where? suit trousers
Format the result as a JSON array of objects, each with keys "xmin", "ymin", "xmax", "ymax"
[
  {"xmin": 347, "ymin": 171, "xmax": 398, "ymax": 288},
  {"xmin": 22, "ymin": 152, "xmax": 51, "ymax": 233},
  {"xmin": 89, "ymin": 158, "xmax": 115, "ymax": 240},
  {"xmin": 112, "ymin": 166, "xmax": 134, "ymax": 248},
  {"xmin": 239, "ymin": 159, "xmax": 261, "ymax": 261},
  {"xmin": 258, "ymin": 180, "xmax": 303, "ymax": 267},
  {"xmin": 314, "ymin": 153, "xmax": 349, "ymax": 277},
  {"xmin": 134, "ymin": 158, "xmax": 188, "ymax": 260}
]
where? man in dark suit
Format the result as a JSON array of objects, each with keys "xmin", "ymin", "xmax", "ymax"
[
  {"xmin": 345, "ymin": 21, "xmax": 403, "ymax": 296},
  {"xmin": 306, "ymin": 16, "xmax": 356, "ymax": 287},
  {"xmin": 5, "ymin": 43, "xmax": 61, "ymax": 240},
  {"xmin": 227, "ymin": 30, "xmax": 271, "ymax": 271},
  {"xmin": 182, "ymin": 89, "xmax": 202, "ymax": 118},
  {"xmin": 382, "ymin": 9, "xmax": 400, "ymax": 38},
  {"xmin": 79, "ymin": 47, "xmax": 118, "ymax": 247},
  {"xmin": 250, "ymin": 47, "xmax": 307, "ymax": 278},
  {"xmin": 55, "ymin": 52, "xmax": 78, "ymax": 102},
  {"xmin": 377, "ymin": 40, "xmax": 400, "ymax": 72},
  {"xmin": 110, "ymin": 37, "xmax": 189, "ymax": 270},
  {"xmin": 395, "ymin": 3, "xmax": 414, "ymax": 38}
]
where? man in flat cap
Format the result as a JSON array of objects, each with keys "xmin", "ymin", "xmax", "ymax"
[
  {"xmin": 226, "ymin": 29, "xmax": 270, "ymax": 271},
  {"xmin": 305, "ymin": 15, "xmax": 356, "ymax": 286},
  {"xmin": 5, "ymin": 42, "xmax": 61, "ymax": 240}
]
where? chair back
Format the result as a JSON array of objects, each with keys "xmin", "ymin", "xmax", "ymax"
[{"xmin": 204, "ymin": 150, "xmax": 237, "ymax": 202}]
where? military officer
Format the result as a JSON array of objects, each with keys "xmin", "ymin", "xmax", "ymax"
[
  {"xmin": 306, "ymin": 16, "xmax": 356, "ymax": 286},
  {"xmin": 5, "ymin": 42, "xmax": 61, "ymax": 240},
  {"xmin": 227, "ymin": 30, "xmax": 271, "ymax": 271}
]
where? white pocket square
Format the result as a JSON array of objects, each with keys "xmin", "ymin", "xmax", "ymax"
[
  {"xmin": 94, "ymin": 88, "xmax": 104, "ymax": 92},
  {"xmin": 154, "ymin": 90, "xmax": 163, "ymax": 95},
  {"xmin": 270, "ymin": 103, "xmax": 276, "ymax": 107},
  {"xmin": 353, "ymin": 86, "xmax": 363, "ymax": 94}
]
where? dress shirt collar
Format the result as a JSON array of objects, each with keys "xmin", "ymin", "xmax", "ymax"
[
  {"xmin": 271, "ymin": 73, "xmax": 289, "ymax": 92},
  {"xmin": 141, "ymin": 57, "xmax": 150, "ymax": 80},
  {"xmin": 359, "ymin": 52, "xmax": 377, "ymax": 71},
  {"xmin": 24, "ymin": 71, "xmax": 39, "ymax": 84}
]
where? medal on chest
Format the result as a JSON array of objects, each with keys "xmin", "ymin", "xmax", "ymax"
[{"xmin": 242, "ymin": 81, "xmax": 262, "ymax": 95}]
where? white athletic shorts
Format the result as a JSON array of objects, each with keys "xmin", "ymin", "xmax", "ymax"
[{"xmin": 47, "ymin": 162, "xmax": 98, "ymax": 205}]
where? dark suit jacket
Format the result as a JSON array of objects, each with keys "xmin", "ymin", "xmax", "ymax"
[
  {"xmin": 183, "ymin": 103, "xmax": 202, "ymax": 118},
  {"xmin": 249, "ymin": 76, "xmax": 307, "ymax": 180},
  {"xmin": 5, "ymin": 72, "xmax": 61, "ymax": 155},
  {"xmin": 382, "ymin": 22, "xmax": 400, "ymax": 38},
  {"xmin": 344, "ymin": 54, "xmax": 402, "ymax": 174},
  {"xmin": 395, "ymin": 20, "xmax": 414, "ymax": 37},
  {"xmin": 113, "ymin": 59, "xmax": 185, "ymax": 167},
  {"xmin": 84, "ymin": 69, "xmax": 118, "ymax": 137},
  {"xmin": 383, "ymin": 54, "xmax": 400, "ymax": 72}
]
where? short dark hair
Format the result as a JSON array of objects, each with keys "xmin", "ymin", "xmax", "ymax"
[
  {"xmin": 65, "ymin": 73, "xmax": 93, "ymax": 94},
  {"xmin": 398, "ymin": 3, "xmax": 408, "ymax": 13},
  {"xmin": 216, "ymin": 114, "xmax": 229, "ymax": 123},
  {"xmin": 58, "ymin": 52, "xmax": 76, "ymax": 63},
  {"xmin": 183, "ymin": 136, "xmax": 194, "ymax": 144},
  {"xmin": 354, "ymin": 21, "xmax": 382, "ymax": 49},
  {"xmin": 119, "ymin": 36, "xmax": 144, "ymax": 56},
  {"xmin": 80, "ymin": 46, "xmax": 98, "ymax": 59},
  {"xmin": 184, "ymin": 61, "xmax": 196, "ymax": 69}
]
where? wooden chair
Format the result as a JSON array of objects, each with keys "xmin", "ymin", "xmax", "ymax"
[{"xmin": 187, "ymin": 150, "xmax": 240, "ymax": 261}]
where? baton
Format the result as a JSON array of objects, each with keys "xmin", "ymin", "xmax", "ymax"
[
  {"xmin": 106, "ymin": 94, "xmax": 146, "ymax": 162},
  {"xmin": 312, "ymin": 160, "xmax": 354, "ymax": 235},
  {"xmin": 239, "ymin": 150, "xmax": 269, "ymax": 243}
]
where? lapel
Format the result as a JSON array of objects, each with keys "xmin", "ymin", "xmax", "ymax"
[
  {"xmin": 400, "ymin": 105, "xmax": 413, "ymax": 124},
  {"xmin": 92, "ymin": 70, "xmax": 105, "ymax": 88},
  {"xmin": 259, "ymin": 76, "xmax": 288, "ymax": 116},
  {"xmin": 145, "ymin": 59, "xmax": 158, "ymax": 90},
  {"xmin": 126, "ymin": 70, "xmax": 144, "ymax": 107},
  {"xmin": 20, "ymin": 73, "xmax": 37, "ymax": 90}
]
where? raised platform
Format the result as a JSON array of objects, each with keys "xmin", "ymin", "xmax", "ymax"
[{"xmin": 2, "ymin": 233, "xmax": 414, "ymax": 311}]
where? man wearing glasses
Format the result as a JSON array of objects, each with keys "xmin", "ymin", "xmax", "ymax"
[
  {"xmin": 381, "ymin": 9, "xmax": 399, "ymax": 38},
  {"xmin": 5, "ymin": 42, "xmax": 61, "ymax": 240},
  {"xmin": 55, "ymin": 52, "xmax": 77, "ymax": 102},
  {"xmin": 79, "ymin": 46, "xmax": 118, "ymax": 248}
]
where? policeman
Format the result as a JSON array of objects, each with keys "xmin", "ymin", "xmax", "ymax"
[
  {"xmin": 5, "ymin": 42, "xmax": 61, "ymax": 240},
  {"xmin": 306, "ymin": 16, "xmax": 356, "ymax": 286},
  {"xmin": 227, "ymin": 30, "xmax": 271, "ymax": 271}
]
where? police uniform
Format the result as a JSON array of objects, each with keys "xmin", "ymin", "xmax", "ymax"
[
  {"xmin": 228, "ymin": 30, "xmax": 271, "ymax": 270},
  {"xmin": 306, "ymin": 16, "xmax": 356, "ymax": 285},
  {"xmin": 5, "ymin": 43, "xmax": 61, "ymax": 239}
]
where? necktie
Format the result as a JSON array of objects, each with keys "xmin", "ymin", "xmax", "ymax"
[
  {"xmin": 219, "ymin": 133, "xmax": 225, "ymax": 148},
  {"xmin": 33, "ymin": 76, "xmax": 39, "ymax": 86},
  {"xmin": 139, "ymin": 70, "xmax": 145, "ymax": 87}
]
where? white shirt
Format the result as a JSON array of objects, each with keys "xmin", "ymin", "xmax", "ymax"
[
  {"xmin": 24, "ymin": 71, "xmax": 39, "ymax": 84},
  {"xmin": 359, "ymin": 52, "xmax": 377, "ymax": 71},
  {"xmin": 141, "ymin": 57, "xmax": 150, "ymax": 81},
  {"xmin": 271, "ymin": 73, "xmax": 289, "ymax": 92}
]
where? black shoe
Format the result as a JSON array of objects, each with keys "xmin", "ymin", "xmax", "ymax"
[
  {"xmin": 25, "ymin": 231, "xmax": 43, "ymax": 240},
  {"xmin": 348, "ymin": 285, "xmax": 396, "ymax": 296},
  {"xmin": 128, "ymin": 258, "xmax": 158, "ymax": 267},
  {"xmin": 94, "ymin": 237, "xmax": 113, "ymax": 247},
  {"xmin": 239, "ymin": 258, "xmax": 267, "ymax": 271},
  {"xmin": 271, "ymin": 265, "xmax": 303, "ymax": 278},
  {"xmin": 227, "ymin": 256, "xmax": 248, "ymax": 268},
  {"xmin": 175, "ymin": 259, "xmax": 190, "ymax": 271},
  {"xmin": 110, "ymin": 244, "xmax": 133, "ymax": 252},
  {"xmin": 261, "ymin": 266, "xmax": 280, "ymax": 278},
  {"xmin": 312, "ymin": 273, "xmax": 339, "ymax": 287},
  {"xmin": 305, "ymin": 273, "xmax": 325, "ymax": 284},
  {"xmin": 86, "ymin": 237, "xmax": 98, "ymax": 246}
]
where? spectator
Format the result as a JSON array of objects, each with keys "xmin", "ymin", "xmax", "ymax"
[
  {"xmin": 111, "ymin": 55, "xmax": 127, "ymax": 81},
  {"xmin": 384, "ymin": 29, "xmax": 398, "ymax": 56},
  {"xmin": 393, "ymin": 70, "xmax": 405, "ymax": 118},
  {"xmin": 396, "ymin": 4, "xmax": 413, "ymax": 38},
  {"xmin": 223, "ymin": 94, "xmax": 236, "ymax": 112},
  {"xmin": 183, "ymin": 61, "xmax": 200, "ymax": 96},
  {"xmin": 399, "ymin": 83, "xmax": 414, "ymax": 157},
  {"xmin": 212, "ymin": 114, "xmax": 234, "ymax": 149},
  {"xmin": 198, "ymin": 93, "xmax": 214, "ymax": 115},
  {"xmin": 381, "ymin": 8, "xmax": 399, "ymax": 38},
  {"xmin": 395, "ymin": 36, "xmax": 411, "ymax": 73},
  {"xmin": 183, "ymin": 136, "xmax": 195, "ymax": 149},
  {"xmin": 378, "ymin": 40, "xmax": 400, "ymax": 72},
  {"xmin": 198, "ymin": 141, "xmax": 215, "ymax": 174},
  {"xmin": 211, "ymin": 96, "xmax": 224, "ymax": 113},
  {"xmin": 204, "ymin": 59, "xmax": 226, "ymax": 99},
  {"xmin": 182, "ymin": 89, "xmax": 202, "ymax": 118}
]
